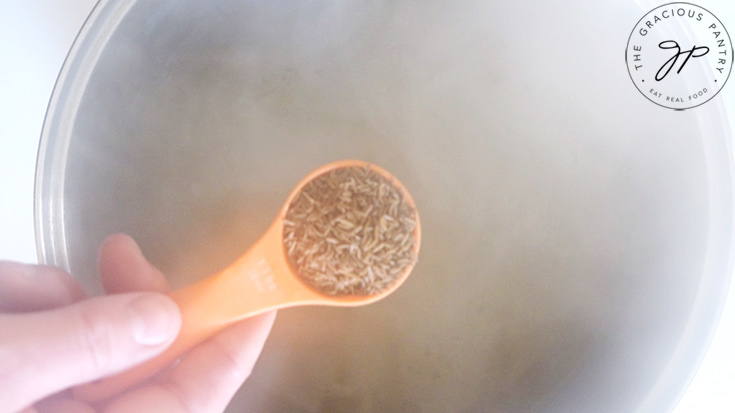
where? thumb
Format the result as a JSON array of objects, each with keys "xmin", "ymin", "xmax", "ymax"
[{"xmin": 0, "ymin": 292, "xmax": 181, "ymax": 411}]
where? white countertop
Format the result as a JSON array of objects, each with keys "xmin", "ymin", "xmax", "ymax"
[{"xmin": 0, "ymin": 1, "xmax": 733, "ymax": 411}]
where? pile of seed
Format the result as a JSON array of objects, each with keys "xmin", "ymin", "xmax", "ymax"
[{"xmin": 283, "ymin": 165, "xmax": 418, "ymax": 296}]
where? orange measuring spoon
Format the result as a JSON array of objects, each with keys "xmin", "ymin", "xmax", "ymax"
[{"xmin": 73, "ymin": 160, "xmax": 421, "ymax": 403}]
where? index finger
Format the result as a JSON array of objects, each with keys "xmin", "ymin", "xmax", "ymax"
[
  {"xmin": 0, "ymin": 261, "xmax": 86, "ymax": 312},
  {"xmin": 99, "ymin": 234, "xmax": 171, "ymax": 294}
]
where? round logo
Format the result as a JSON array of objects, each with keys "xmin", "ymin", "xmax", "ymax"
[{"xmin": 625, "ymin": 2, "xmax": 733, "ymax": 110}]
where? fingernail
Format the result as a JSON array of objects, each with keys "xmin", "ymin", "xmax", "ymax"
[{"xmin": 126, "ymin": 293, "xmax": 180, "ymax": 345}]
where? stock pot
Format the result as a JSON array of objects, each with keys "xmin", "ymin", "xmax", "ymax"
[{"xmin": 36, "ymin": 0, "xmax": 734, "ymax": 411}]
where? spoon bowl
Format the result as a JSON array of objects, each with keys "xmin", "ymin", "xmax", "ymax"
[{"xmin": 73, "ymin": 159, "xmax": 421, "ymax": 402}]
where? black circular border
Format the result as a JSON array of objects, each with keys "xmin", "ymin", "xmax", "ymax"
[{"xmin": 625, "ymin": 2, "xmax": 733, "ymax": 111}]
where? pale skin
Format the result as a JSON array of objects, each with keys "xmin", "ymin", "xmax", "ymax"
[{"xmin": 0, "ymin": 234, "xmax": 276, "ymax": 413}]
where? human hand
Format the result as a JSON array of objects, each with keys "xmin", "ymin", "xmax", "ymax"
[{"xmin": 0, "ymin": 234, "xmax": 276, "ymax": 413}]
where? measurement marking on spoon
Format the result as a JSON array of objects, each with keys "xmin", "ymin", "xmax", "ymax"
[{"xmin": 249, "ymin": 258, "xmax": 277, "ymax": 293}]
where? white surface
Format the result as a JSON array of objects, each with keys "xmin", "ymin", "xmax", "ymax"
[
  {"xmin": 0, "ymin": 0, "xmax": 99, "ymax": 263},
  {"xmin": 0, "ymin": 1, "xmax": 732, "ymax": 411}
]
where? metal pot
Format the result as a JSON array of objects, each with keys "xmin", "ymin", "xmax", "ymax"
[{"xmin": 36, "ymin": 0, "xmax": 734, "ymax": 411}]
